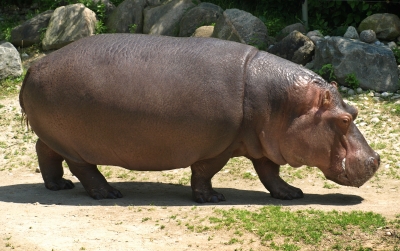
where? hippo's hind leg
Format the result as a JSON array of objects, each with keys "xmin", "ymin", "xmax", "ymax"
[
  {"xmin": 251, "ymin": 157, "xmax": 303, "ymax": 200},
  {"xmin": 191, "ymin": 154, "xmax": 230, "ymax": 203},
  {"xmin": 65, "ymin": 159, "xmax": 123, "ymax": 200},
  {"xmin": 36, "ymin": 139, "xmax": 74, "ymax": 190}
]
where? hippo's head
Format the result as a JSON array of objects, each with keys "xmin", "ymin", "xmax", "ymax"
[{"xmin": 276, "ymin": 79, "xmax": 380, "ymax": 187}]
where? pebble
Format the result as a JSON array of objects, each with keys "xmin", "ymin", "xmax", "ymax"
[
  {"xmin": 374, "ymin": 93, "xmax": 381, "ymax": 97},
  {"xmin": 35, "ymin": 166, "xmax": 41, "ymax": 173},
  {"xmin": 370, "ymin": 117, "xmax": 380, "ymax": 123},
  {"xmin": 368, "ymin": 92, "xmax": 374, "ymax": 97},
  {"xmin": 340, "ymin": 86, "xmax": 348, "ymax": 92},
  {"xmin": 359, "ymin": 122, "xmax": 367, "ymax": 126},
  {"xmin": 396, "ymin": 162, "xmax": 400, "ymax": 168},
  {"xmin": 347, "ymin": 89, "xmax": 355, "ymax": 95},
  {"xmin": 372, "ymin": 97, "xmax": 381, "ymax": 102},
  {"xmin": 385, "ymin": 164, "xmax": 390, "ymax": 169},
  {"xmin": 356, "ymin": 87, "xmax": 363, "ymax": 94},
  {"xmin": 381, "ymin": 92, "xmax": 392, "ymax": 98},
  {"xmin": 386, "ymin": 231, "xmax": 392, "ymax": 236},
  {"xmin": 21, "ymin": 52, "xmax": 29, "ymax": 59}
]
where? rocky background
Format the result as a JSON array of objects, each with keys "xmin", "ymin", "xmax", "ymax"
[{"xmin": 1, "ymin": 0, "xmax": 400, "ymax": 95}]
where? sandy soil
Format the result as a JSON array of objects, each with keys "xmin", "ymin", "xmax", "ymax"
[{"xmin": 1, "ymin": 93, "xmax": 399, "ymax": 250}]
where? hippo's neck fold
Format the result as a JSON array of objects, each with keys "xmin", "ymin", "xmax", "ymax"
[{"xmin": 241, "ymin": 51, "xmax": 320, "ymax": 164}]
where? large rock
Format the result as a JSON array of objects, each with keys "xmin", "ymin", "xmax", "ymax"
[
  {"xmin": 42, "ymin": 4, "xmax": 97, "ymax": 51},
  {"xmin": 358, "ymin": 13, "xmax": 400, "ymax": 41},
  {"xmin": 106, "ymin": 0, "xmax": 146, "ymax": 33},
  {"xmin": 314, "ymin": 37, "xmax": 398, "ymax": 92},
  {"xmin": 212, "ymin": 9, "xmax": 268, "ymax": 49},
  {"xmin": 268, "ymin": 30, "xmax": 314, "ymax": 65},
  {"xmin": 179, "ymin": 2, "xmax": 223, "ymax": 37},
  {"xmin": 143, "ymin": 0, "xmax": 196, "ymax": 36},
  {"xmin": 275, "ymin": 23, "xmax": 306, "ymax": 42},
  {"xmin": 0, "ymin": 42, "xmax": 23, "ymax": 80},
  {"xmin": 11, "ymin": 10, "xmax": 54, "ymax": 47}
]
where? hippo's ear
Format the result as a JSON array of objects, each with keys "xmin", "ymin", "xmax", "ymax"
[
  {"xmin": 330, "ymin": 81, "xmax": 338, "ymax": 89},
  {"xmin": 322, "ymin": 90, "xmax": 331, "ymax": 108}
]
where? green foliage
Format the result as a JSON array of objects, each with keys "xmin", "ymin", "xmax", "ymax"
[
  {"xmin": 392, "ymin": 47, "xmax": 400, "ymax": 64},
  {"xmin": 129, "ymin": 24, "xmax": 138, "ymax": 34},
  {"xmin": 316, "ymin": 64, "xmax": 336, "ymax": 82},
  {"xmin": 307, "ymin": 0, "xmax": 386, "ymax": 32},
  {"xmin": 345, "ymin": 73, "xmax": 360, "ymax": 89}
]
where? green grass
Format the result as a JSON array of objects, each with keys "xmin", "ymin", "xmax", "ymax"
[{"xmin": 206, "ymin": 206, "xmax": 390, "ymax": 250}]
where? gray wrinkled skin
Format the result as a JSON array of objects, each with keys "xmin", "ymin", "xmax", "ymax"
[{"xmin": 20, "ymin": 34, "xmax": 380, "ymax": 202}]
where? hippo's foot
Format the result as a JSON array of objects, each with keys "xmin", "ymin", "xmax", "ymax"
[
  {"xmin": 269, "ymin": 183, "xmax": 304, "ymax": 200},
  {"xmin": 87, "ymin": 185, "xmax": 123, "ymax": 200},
  {"xmin": 193, "ymin": 189, "xmax": 226, "ymax": 203},
  {"xmin": 45, "ymin": 178, "xmax": 75, "ymax": 190},
  {"xmin": 251, "ymin": 157, "xmax": 304, "ymax": 200}
]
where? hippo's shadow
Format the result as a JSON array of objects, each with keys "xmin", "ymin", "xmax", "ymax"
[{"xmin": 0, "ymin": 181, "xmax": 363, "ymax": 207}]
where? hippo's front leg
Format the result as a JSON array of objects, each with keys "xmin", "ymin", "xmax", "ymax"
[
  {"xmin": 250, "ymin": 157, "xmax": 304, "ymax": 200},
  {"xmin": 190, "ymin": 154, "xmax": 230, "ymax": 203},
  {"xmin": 65, "ymin": 160, "xmax": 123, "ymax": 200}
]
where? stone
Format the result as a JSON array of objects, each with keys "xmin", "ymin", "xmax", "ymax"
[
  {"xmin": 106, "ymin": 0, "xmax": 146, "ymax": 33},
  {"xmin": 360, "ymin": 29, "xmax": 376, "ymax": 43},
  {"xmin": 313, "ymin": 37, "xmax": 398, "ymax": 92},
  {"xmin": 356, "ymin": 87, "xmax": 363, "ymax": 94},
  {"xmin": 42, "ymin": 4, "xmax": 97, "ymax": 51},
  {"xmin": 179, "ymin": 2, "xmax": 223, "ymax": 37},
  {"xmin": 388, "ymin": 41, "xmax": 397, "ymax": 50},
  {"xmin": 347, "ymin": 89, "xmax": 355, "ymax": 95},
  {"xmin": 275, "ymin": 23, "xmax": 306, "ymax": 42},
  {"xmin": 370, "ymin": 117, "xmax": 380, "ymax": 123},
  {"xmin": 267, "ymin": 30, "xmax": 314, "ymax": 65},
  {"xmin": 358, "ymin": 13, "xmax": 400, "ymax": 41},
  {"xmin": 343, "ymin": 26, "xmax": 359, "ymax": 40},
  {"xmin": 306, "ymin": 30, "xmax": 324, "ymax": 45},
  {"xmin": 11, "ymin": 10, "xmax": 54, "ymax": 47},
  {"xmin": 212, "ymin": 9, "xmax": 268, "ymax": 49},
  {"xmin": 192, "ymin": 26, "xmax": 214, "ymax": 37},
  {"xmin": 0, "ymin": 42, "xmax": 23, "ymax": 80},
  {"xmin": 143, "ymin": 0, "xmax": 196, "ymax": 36}
]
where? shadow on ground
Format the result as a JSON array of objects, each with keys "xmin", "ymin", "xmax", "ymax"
[{"xmin": 0, "ymin": 181, "xmax": 363, "ymax": 207}]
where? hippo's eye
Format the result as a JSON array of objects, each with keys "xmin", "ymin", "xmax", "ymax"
[{"xmin": 342, "ymin": 118, "xmax": 349, "ymax": 124}]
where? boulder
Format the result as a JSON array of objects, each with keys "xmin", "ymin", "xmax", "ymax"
[
  {"xmin": 146, "ymin": 0, "xmax": 163, "ymax": 5},
  {"xmin": 42, "ymin": 4, "xmax": 97, "ymax": 51},
  {"xmin": 179, "ymin": 2, "xmax": 223, "ymax": 37},
  {"xmin": 343, "ymin": 26, "xmax": 359, "ymax": 40},
  {"xmin": 275, "ymin": 23, "xmax": 306, "ymax": 42},
  {"xmin": 0, "ymin": 42, "xmax": 23, "ymax": 80},
  {"xmin": 313, "ymin": 37, "xmax": 398, "ymax": 92},
  {"xmin": 212, "ymin": 9, "xmax": 268, "ymax": 49},
  {"xmin": 106, "ymin": 0, "xmax": 146, "ymax": 33},
  {"xmin": 192, "ymin": 26, "xmax": 214, "ymax": 37},
  {"xmin": 358, "ymin": 13, "xmax": 400, "ymax": 41},
  {"xmin": 143, "ymin": 0, "xmax": 196, "ymax": 36},
  {"xmin": 359, "ymin": 29, "xmax": 376, "ymax": 43},
  {"xmin": 10, "ymin": 10, "xmax": 53, "ymax": 47},
  {"xmin": 268, "ymin": 30, "xmax": 314, "ymax": 65}
]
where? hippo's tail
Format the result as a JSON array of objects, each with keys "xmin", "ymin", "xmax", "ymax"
[{"xmin": 19, "ymin": 68, "xmax": 30, "ymax": 130}]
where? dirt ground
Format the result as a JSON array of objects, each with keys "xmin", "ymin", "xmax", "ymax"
[{"xmin": 1, "ymin": 93, "xmax": 400, "ymax": 250}]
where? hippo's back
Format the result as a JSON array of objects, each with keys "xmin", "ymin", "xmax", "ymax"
[{"xmin": 21, "ymin": 34, "xmax": 258, "ymax": 170}]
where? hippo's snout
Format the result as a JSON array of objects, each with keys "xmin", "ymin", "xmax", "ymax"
[{"xmin": 349, "ymin": 151, "xmax": 380, "ymax": 188}]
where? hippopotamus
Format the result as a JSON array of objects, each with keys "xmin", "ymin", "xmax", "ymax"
[{"xmin": 19, "ymin": 34, "xmax": 380, "ymax": 202}]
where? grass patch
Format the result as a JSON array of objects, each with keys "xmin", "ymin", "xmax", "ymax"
[{"xmin": 208, "ymin": 206, "xmax": 389, "ymax": 249}]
